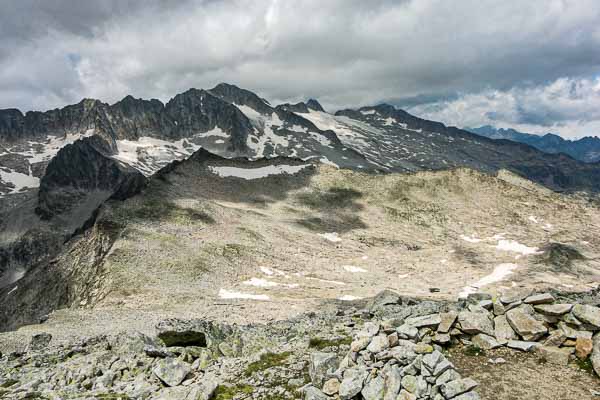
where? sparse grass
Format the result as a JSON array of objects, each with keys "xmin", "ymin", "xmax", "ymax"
[
  {"xmin": 295, "ymin": 215, "xmax": 367, "ymax": 233},
  {"xmin": 576, "ymin": 357, "xmax": 595, "ymax": 375},
  {"xmin": 308, "ymin": 336, "xmax": 352, "ymax": 350},
  {"xmin": 245, "ymin": 352, "xmax": 292, "ymax": 376},
  {"xmin": 214, "ymin": 384, "xmax": 254, "ymax": 400},
  {"xmin": 463, "ymin": 345, "xmax": 485, "ymax": 357}
]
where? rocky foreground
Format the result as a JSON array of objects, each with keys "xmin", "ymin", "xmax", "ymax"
[{"xmin": 0, "ymin": 289, "xmax": 599, "ymax": 400}]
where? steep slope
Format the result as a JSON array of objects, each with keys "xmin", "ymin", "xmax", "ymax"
[
  {"xmin": 298, "ymin": 104, "xmax": 600, "ymax": 192},
  {"xmin": 469, "ymin": 125, "xmax": 600, "ymax": 163}
]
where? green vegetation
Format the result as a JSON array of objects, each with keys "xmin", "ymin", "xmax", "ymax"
[
  {"xmin": 308, "ymin": 336, "xmax": 352, "ymax": 350},
  {"xmin": 245, "ymin": 352, "xmax": 292, "ymax": 376},
  {"xmin": 463, "ymin": 345, "xmax": 485, "ymax": 357},
  {"xmin": 214, "ymin": 384, "xmax": 254, "ymax": 400},
  {"xmin": 576, "ymin": 357, "xmax": 595, "ymax": 375}
]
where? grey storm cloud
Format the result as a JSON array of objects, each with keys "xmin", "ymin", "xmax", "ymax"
[{"xmin": 1, "ymin": 0, "xmax": 600, "ymax": 138}]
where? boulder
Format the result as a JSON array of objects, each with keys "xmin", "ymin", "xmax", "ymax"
[
  {"xmin": 492, "ymin": 299, "xmax": 506, "ymax": 316},
  {"xmin": 367, "ymin": 334, "xmax": 391, "ymax": 354},
  {"xmin": 28, "ymin": 333, "xmax": 52, "ymax": 352},
  {"xmin": 152, "ymin": 358, "xmax": 191, "ymax": 387},
  {"xmin": 397, "ymin": 389, "xmax": 417, "ymax": 400},
  {"xmin": 351, "ymin": 337, "xmax": 371, "ymax": 352},
  {"xmin": 357, "ymin": 322, "xmax": 381, "ymax": 339},
  {"xmin": 558, "ymin": 322, "xmax": 593, "ymax": 340},
  {"xmin": 471, "ymin": 334, "xmax": 502, "ymax": 350},
  {"xmin": 304, "ymin": 386, "xmax": 330, "ymax": 400},
  {"xmin": 575, "ymin": 337, "xmax": 593, "ymax": 360},
  {"xmin": 339, "ymin": 367, "xmax": 369, "ymax": 400},
  {"xmin": 493, "ymin": 315, "xmax": 518, "ymax": 344},
  {"xmin": 523, "ymin": 293, "xmax": 555, "ymax": 305},
  {"xmin": 438, "ymin": 312, "xmax": 458, "ymax": 333},
  {"xmin": 543, "ymin": 330, "xmax": 566, "ymax": 347},
  {"xmin": 156, "ymin": 319, "xmax": 215, "ymax": 347},
  {"xmin": 309, "ymin": 352, "xmax": 338, "ymax": 388},
  {"xmin": 505, "ymin": 306, "xmax": 547, "ymax": 341},
  {"xmin": 458, "ymin": 312, "xmax": 494, "ymax": 336},
  {"xmin": 361, "ymin": 376, "xmax": 385, "ymax": 400},
  {"xmin": 322, "ymin": 378, "xmax": 340, "ymax": 396},
  {"xmin": 382, "ymin": 365, "xmax": 401, "ymax": 400},
  {"xmin": 507, "ymin": 340, "xmax": 539, "ymax": 352},
  {"xmin": 396, "ymin": 324, "xmax": 419, "ymax": 340},
  {"xmin": 534, "ymin": 304, "xmax": 573, "ymax": 316},
  {"xmin": 537, "ymin": 346, "xmax": 573, "ymax": 366},
  {"xmin": 369, "ymin": 290, "xmax": 402, "ymax": 310},
  {"xmin": 401, "ymin": 375, "xmax": 418, "ymax": 393},
  {"xmin": 440, "ymin": 378, "xmax": 478, "ymax": 399},
  {"xmin": 572, "ymin": 304, "xmax": 600, "ymax": 330},
  {"xmin": 404, "ymin": 314, "xmax": 441, "ymax": 328},
  {"xmin": 500, "ymin": 289, "xmax": 531, "ymax": 305},
  {"xmin": 592, "ymin": 333, "xmax": 600, "ymax": 377}
]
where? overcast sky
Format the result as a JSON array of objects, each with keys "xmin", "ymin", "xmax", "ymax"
[{"xmin": 1, "ymin": 0, "xmax": 600, "ymax": 139}]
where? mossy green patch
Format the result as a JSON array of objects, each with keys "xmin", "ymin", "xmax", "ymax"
[
  {"xmin": 245, "ymin": 352, "xmax": 292, "ymax": 376},
  {"xmin": 576, "ymin": 357, "xmax": 595, "ymax": 375},
  {"xmin": 214, "ymin": 384, "xmax": 254, "ymax": 400},
  {"xmin": 308, "ymin": 336, "xmax": 352, "ymax": 350},
  {"xmin": 463, "ymin": 345, "xmax": 485, "ymax": 357}
]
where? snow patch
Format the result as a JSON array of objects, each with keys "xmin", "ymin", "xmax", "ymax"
[
  {"xmin": 318, "ymin": 232, "xmax": 342, "ymax": 243},
  {"xmin": 218, "ymin": 289, "xmax": 270, "ymax": 301},
  {"xmin": 209, "ymin": 164, "xmax": 309, "ymax": 179},
  {"xmin": 339, "ymin": 295, "xmax": 362, "ymax": 301},
  {"xmin": 459, "ymin": 263, "xmax": 519, "ymax": 298},
  {"xmin": 460, "ymin": 234, "xmax": 483, "ymax": 243},
  {"xmin": 243, "ymin": 278, "xmax": 279, "ymax": 288},
  {"xmin": 342, "ymin": 265, "xmax": 367, "ymax": 273},
  {"xmin": 113, "ymin": 136, "xmax": 202, "ymax": 176},
  {"xmin": 495, "ymin": 240, "xmax": 541, "ymax": 255},
  {"xmin": 0, "ymin": 169, "xmax": 40, "ymax": 193}
]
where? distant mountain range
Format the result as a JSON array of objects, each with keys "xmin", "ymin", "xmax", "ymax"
[{"xmin": 468, "ymin": 125, "xmax": 600, "ymax": 163}]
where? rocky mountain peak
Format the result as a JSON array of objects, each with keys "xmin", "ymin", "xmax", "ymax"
[
  {"xmin": 209, "ymin": 83, "xmax": 272, "ymax": 114},
  {"xmin": 306, "ymin": 99, "xmax": 325, "ymax": 112}
]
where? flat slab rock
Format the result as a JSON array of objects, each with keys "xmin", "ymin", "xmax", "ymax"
[
  {"xmin": 505, "ymin": 306, "xmax": 547, "ymax": 341},
  {"xmin": 458, "ymin": 311, "xmax": 494, "ymax": 336},
  {"xmin": 572, "ymin": 304, "xmax": 600, "ymax": 329}
]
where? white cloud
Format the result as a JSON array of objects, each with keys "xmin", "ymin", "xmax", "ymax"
[
  {"xmin": 408, "ymin": 77, "xmax": 600, "ymax": 139},
  {"xmin": 1, "ymin": 0, "xmax": 600, "ymax": 138}
]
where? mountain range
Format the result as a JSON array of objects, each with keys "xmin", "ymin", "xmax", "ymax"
[
  {"xmin": 468, "ymin": 125, "xmax": 600, "ymax": 163},
  {"xmin": 2, "ymin": 83, "xmax": 600, "ymax": 311}
]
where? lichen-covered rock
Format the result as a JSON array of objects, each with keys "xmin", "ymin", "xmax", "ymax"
[
  {"xmin": 339, "ymin": 367, "xmax": 369, "ymax": 400},
  {"xmin": 471, "ymin": 334, "xmax": 501, "ymax": 350},
  {"xmin": 152, "ymin": 358, "xmax": 192, "ymax": 387},
  {"xmin": 523, "ymin": 293, "xmax": 555, "ymax": 305},
  {"xmin": 309, "ymin": 352, "xmax": 338, "ymax": 388},
  {"xmin": 362, "ymin": 375, "xmax": 385, "ymax": 400}
]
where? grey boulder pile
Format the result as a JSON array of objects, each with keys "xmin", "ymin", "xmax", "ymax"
[{"xmin": 304, "ymin": 321, "xmax": 480, "ymax": 400}]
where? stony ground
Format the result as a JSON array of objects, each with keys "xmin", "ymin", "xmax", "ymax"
[
  {"xmin": 1, "ymin": 161, "xmax": 600, "ymax": 398},
  {"xmin": 0, "ymin": 290, "xmax": 599, "ymax": 399},
  {"xmin": 2, "ymin": 162, "xmax": 600, "ymax": 348}
]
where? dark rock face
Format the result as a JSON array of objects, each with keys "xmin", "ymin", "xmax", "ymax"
[
  {"xmin": 0, "ymin": 99, "xmax": 100, "ymax": 141},
  {"xmin": 36, "ymin": 136, "xmax": 146, "ymax": 220}
]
